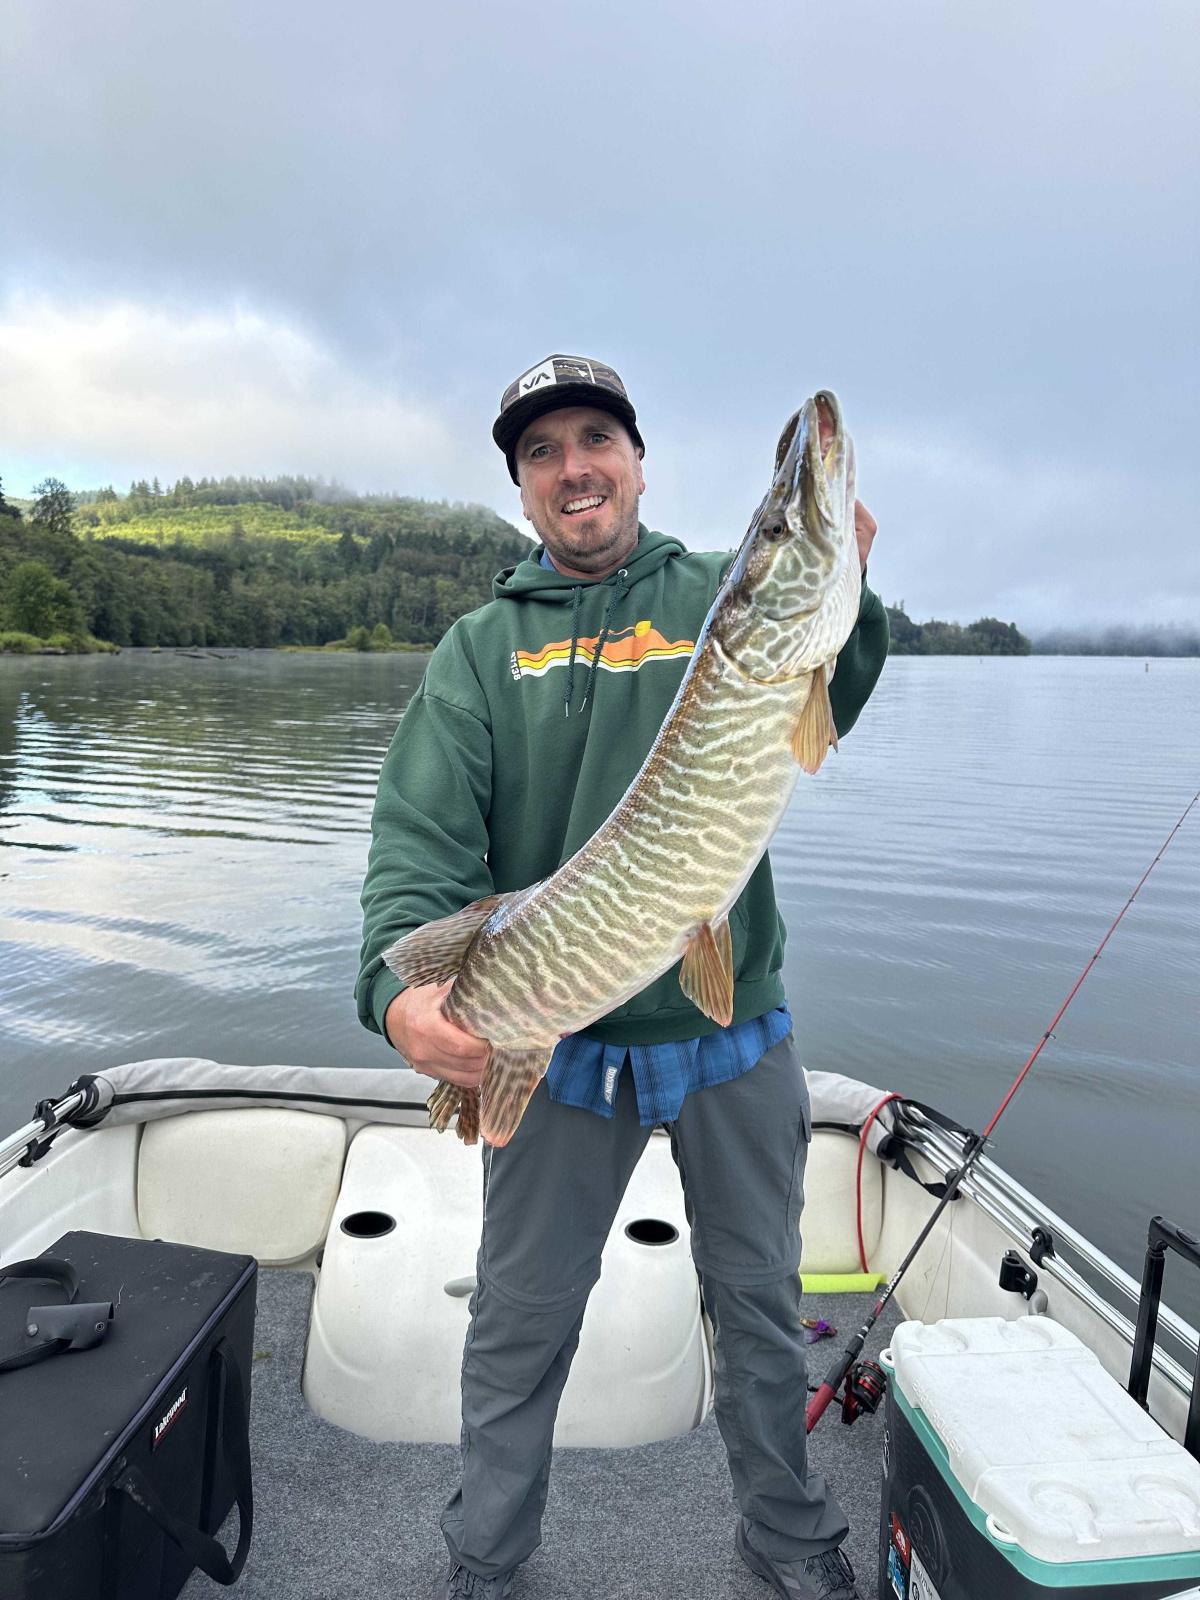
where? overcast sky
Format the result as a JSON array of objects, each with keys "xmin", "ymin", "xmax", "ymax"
[{"xmin": 2, "ymin": 0, "xmax": 1196, "ymax": 628}]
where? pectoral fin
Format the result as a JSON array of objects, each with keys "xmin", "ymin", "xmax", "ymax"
[
  {"xmin": 426, "ymin": 1080, "xmax": 481, "ymax": 1145},
  {"xmin": 791, "ymin": 663, "xmax": 838, "ymax": 774},
  {"xmin": 383, "ymin": 892, "xmax": 514, "ymax": 988},
  {"xmin": 479, "ymin": 1046, "xmax": 556, "ymax": 1148},
  {"xmin": 679, "ymin": 916, "xmax": 734, "ymax": 1026}
]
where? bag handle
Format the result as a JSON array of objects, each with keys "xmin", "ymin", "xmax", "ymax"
[
  {"xmin": 115, "ymin": 1338, "xmax": 254, "ymax": 1586},
  {"xmin": 0, "ymin": 1256, "xmax": 113, "ymax": 1373}
]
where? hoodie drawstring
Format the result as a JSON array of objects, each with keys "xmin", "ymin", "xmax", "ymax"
[
  {"xmin": 579, "ymin": 568, "xmax": 630, "ymax": 713},
  {"xmin": 564, "ymin": 584, "xmax": 583, "ymax": 717}
]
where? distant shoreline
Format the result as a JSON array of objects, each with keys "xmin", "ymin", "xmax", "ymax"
[{"xmin": 5, "ymin": 645, "xmax": 1198, "ymax": 665}]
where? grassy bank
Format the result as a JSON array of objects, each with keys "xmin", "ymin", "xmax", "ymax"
[{"xmin": 0, "ymin": 630, "xmax": 120, "ymax": 656}]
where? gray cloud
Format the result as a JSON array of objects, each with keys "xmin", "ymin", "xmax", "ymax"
[{"xmin": 2, "ymin": 0, "xmax": 1196, "ymax": 626}]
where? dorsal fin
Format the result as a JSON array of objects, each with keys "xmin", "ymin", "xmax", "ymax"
[{"xmin": 382, "ymin": 893, "xmax": 513, "ymax": 988}]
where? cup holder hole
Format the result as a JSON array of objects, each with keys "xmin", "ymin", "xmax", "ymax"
[
  {"xmin": 340, "ymin": 1209, "xmax": 396, "ymax": 1238},
  {"xmin": 624, "ymin": 1218, "xmax": 679, "ymax": 1247}
]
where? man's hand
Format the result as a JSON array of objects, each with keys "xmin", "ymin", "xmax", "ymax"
[
  {"xmin": 384, "ymin": 982, "xmax": 489, "ymax": 1088},
  {"xmin": 854, "ymin": 500, "xmax": 877, "ymax": 572}
]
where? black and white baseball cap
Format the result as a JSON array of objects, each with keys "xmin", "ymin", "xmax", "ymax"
[{"xmin": 493, "ymin": 354, "xmax": 644, "ymax": 483}]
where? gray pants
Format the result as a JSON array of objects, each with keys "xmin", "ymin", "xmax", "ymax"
[{"xmin": 441, "ymin": 1032, "xmax": 849, "ymax": 1578}]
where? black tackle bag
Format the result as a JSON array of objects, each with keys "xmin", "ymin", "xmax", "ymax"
[{"xmin": 0, "ymin": 1230, "xmax": 256, "ymax": 1600}]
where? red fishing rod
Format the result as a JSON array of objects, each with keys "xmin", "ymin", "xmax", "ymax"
[{"xmin": 806, "ymin": 787, "xmax": 1200, "ymax": 1433}]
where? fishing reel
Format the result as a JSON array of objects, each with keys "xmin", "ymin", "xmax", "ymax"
[{"xmin": 840, "ymin": 1359, "xmax": 887, "ymax": 1425}]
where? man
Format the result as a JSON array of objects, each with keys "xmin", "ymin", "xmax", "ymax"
[{"xmin": 356, "ymin": 354, "xmax": 889, "ymax": 1600}]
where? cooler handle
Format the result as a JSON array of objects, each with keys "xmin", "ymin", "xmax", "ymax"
[
  {"xmin": 115, "ymin": 1337, "xmax": 254, "ymax": 1586},
  {"xmin": 0, "ymin": 1255, "xmax": 113, "ymax": 1372},
  {"xmin": 1128, "ymin": 1215, "xmax": 1200, "ymax": 1462}
]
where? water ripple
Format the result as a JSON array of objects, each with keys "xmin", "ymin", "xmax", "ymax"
[{"xmin": 2, "ymin": 650, "xmax": 1198, "ymax": 1320}]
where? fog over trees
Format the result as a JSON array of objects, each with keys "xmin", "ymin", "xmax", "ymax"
[{"xmin": 1030, "ymin": 625, "xmax": 1200, "ymax": 657}]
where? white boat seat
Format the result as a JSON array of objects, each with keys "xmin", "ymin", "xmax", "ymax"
[
  {"xmin": 801, "ymin": 1131, "xmax": 884, "ymax": 1274},
  {"xmin": 137, "ymin": 1108, "xmax": 346, "ymax": 1265},
  {"xmin": 302, "ymin": 1124, "xmax": 712, "ymax": 1446}
]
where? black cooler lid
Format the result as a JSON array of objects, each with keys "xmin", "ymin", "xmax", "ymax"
[{"xmin": 0, "ymin": 1230, "xmax": 256, "ymax": 1541}]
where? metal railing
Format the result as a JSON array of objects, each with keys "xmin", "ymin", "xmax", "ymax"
[
  {"xmin": 895, "ymin": 1107, "xmax": 1199, "ymax": 1407},
  {"xmin": 0, "ymin": 1089, "xmax": 87, "ymax": 1183}
]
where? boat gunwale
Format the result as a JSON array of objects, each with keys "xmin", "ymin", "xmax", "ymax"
[{"xmin": 898, "ymin": 1113, "xmax": 1200, "ymax": 1397}]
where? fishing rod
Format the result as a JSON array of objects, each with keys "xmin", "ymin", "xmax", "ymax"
[{"xmin": 806, "ymin": 786, "xmax": 1200, "ymax": 1433}]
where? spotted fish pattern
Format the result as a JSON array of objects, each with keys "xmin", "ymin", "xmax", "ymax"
[{"xmin": 386, "ymin": 392, "xmax": 862, "ymax": 1147}]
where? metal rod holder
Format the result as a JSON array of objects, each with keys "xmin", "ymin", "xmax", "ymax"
[{"xmin": 1128, "ymin": 1216, "xmax": 1200, "ymax": 1461}]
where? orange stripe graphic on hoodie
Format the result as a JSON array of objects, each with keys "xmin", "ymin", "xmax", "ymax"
[{"xmin": 510, "ymin": 619, "xmax": 694, "ymax": 681}]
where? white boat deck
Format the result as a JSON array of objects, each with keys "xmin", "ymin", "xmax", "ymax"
[{"xmin": 185, "ymin": 1270, "xmax": 900, "ymax": 1600}]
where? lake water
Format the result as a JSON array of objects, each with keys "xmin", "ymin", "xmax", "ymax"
[{"xmin": 2, "ymin": 651, "xmax": 1198, "ymax": 1322}]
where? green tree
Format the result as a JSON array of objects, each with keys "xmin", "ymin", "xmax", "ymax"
[
  {"xmin": 966, "ymin": 616, "xmax": 1032, "ymax": 655},
  {"xmin": 369, "ymin": 621, "xmax": 393, "ymax": 650},
  {"xmin": 0, "ymin": 477, "xmax": 22, "ymax": 521},
  {"xmin": 30, "ymin": 477, "xmax": 75, "ymax": 537},
  {"xmin": 4, "ymin": 559, "xmax": 85, "ymax": 638},
  {"xmin": 884, "ymin": 603, "xmax": 921, "ymax": 651},
  {"xmin": 346, "ymin": 624, "xmax": 370, "ymax": 651}
]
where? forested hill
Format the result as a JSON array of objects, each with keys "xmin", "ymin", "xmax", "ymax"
[
  {"xmin": 3, "ymin": 475, "xmax": 1041, "ymax": 658},
  {"xmin": 0, "ymin": 476, "xmax": 532, "ymax": 650},
  {"xmin": 885, "ymin": 602, "xmax": 1031, "ymax": 655}
]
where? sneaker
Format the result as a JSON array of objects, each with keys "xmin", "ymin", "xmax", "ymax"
[
  {"xmin": 442, "ymin": 1561, "xmax": 516, "ymax": 1598},
  {"xmin": 736, "ymin": 1519, "xmax": 861, "ymax": 1600}
]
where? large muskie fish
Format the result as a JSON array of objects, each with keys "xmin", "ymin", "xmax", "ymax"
[{"xmin": 384, "ymin": 391, "xmax": 861, "ymax": 1147}]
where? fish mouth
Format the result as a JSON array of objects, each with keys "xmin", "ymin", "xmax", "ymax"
[
  {"xmin": 805, "ymin": 391, "xmax": 843, "ymax": 530},
  {"xmin": 763, "ymin": 391, "xmax": 844, "ymax": 536}
]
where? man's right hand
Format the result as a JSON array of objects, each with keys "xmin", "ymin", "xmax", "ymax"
[{"xmin": 384, "ymin": 982, "xmax": 490, "ymax": 1088}]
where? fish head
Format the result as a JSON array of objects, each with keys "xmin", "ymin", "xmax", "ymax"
[{"xmin": 719, "ymin": 391, "xmax": 858, "ymax": 677}]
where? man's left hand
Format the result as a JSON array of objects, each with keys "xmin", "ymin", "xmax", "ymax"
[{"xmin": 854, "ymin": 500, "xmax": 877, "ymax": 573}]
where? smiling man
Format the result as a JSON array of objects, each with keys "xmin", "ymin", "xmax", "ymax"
[
  {"xmin": 506, "ymin": 361, "xmax": 646, "ymax": 579},
  {"xmin": 356, "ymin": 354, "xmax": 889, "ymax": 1600}
]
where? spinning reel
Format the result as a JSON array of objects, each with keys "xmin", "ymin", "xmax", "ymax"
[{"xmin": 839, "ymin": 1359, "xmax": 887, "ymax": 1425}]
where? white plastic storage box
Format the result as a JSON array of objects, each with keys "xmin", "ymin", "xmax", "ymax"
[{"xmin": 878, "ymin": 1317, "xmax": 1200, "ymax": 1600}]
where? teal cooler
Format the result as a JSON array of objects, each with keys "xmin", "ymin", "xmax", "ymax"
[{"xmin": 877, "ymin": 1317, "xmax": 1200, "ymax": 1600}]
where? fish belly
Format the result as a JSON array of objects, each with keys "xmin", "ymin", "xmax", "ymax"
[{"xmin": 452, "ymin": 646, "xmax": 811, "ymax": 1044}]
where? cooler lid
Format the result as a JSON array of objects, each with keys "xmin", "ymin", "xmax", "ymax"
[
  {"xmin": 0, "ymin": 1231, "xmax": 256, "ymax": 1541},
  {"xmin": 888, "ymin": 1316, "xmax": 1200, "ymax": 1565}
]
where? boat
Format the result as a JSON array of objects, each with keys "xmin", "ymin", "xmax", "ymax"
[{"xmin": 2, "ymin": 1058, "xmax": 1198, "ymax": 1598}]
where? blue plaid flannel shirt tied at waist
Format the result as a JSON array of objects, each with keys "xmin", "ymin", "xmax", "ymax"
[{"xmin": 545, "ymin": 1006, "xmax": 793, "ymax": 1126}]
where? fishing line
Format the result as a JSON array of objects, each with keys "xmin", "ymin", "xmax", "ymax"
[{"xmin": 807, "ymin": 786, "xmax": 1200, "ymax": 1434}]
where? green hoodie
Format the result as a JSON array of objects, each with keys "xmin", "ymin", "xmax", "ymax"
[{"xmin": 357, "ymin": 525, "xmax": 888, "ymax": 1047}]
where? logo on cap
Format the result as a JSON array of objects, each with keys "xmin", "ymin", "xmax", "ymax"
[
  {"xmin": 516, "ymin": 356, "xmax": 599, "ymax": 397},
  {"xmin": 517, "ymin": 359, "xmax": 558, "ymax": 395}
]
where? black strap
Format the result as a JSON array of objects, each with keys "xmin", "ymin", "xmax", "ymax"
[
  {"xmin": 115, "ymin": 1338, "xmax": 253, "ymax": 1586},
  {"xmin": 0, "ymin": 1257, "xmax": 84, "ymax": 1373},
  {"xmin": 888, "ymin": 1099, "xmax": 981, "ymax": 1199}
]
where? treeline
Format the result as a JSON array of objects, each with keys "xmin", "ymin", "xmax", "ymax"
[
  {"xmin": 0, "ymin": 475, "xmax": 530, "ymax": 651},
  {"xmin": 885, "ymin": 602, "xmax": 1031, "ymax": 655},
  {"xmin": 1032, "ymin": 625, "xmax": 1200, "ymax": 657}
]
